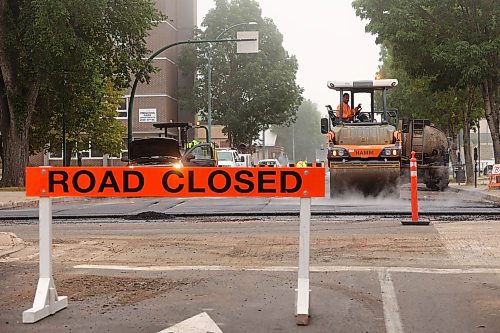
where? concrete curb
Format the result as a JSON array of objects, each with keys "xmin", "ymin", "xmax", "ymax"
[{"xmin": 0, "ymin": 199, "xmax": 38, "ymax": 210}]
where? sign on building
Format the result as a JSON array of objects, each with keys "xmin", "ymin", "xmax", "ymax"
[{"xmin": 139, "ymin": 108, "xmax": 157, "ymax": 122}]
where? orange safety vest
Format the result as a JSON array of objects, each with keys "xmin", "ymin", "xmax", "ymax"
[{"xmin": 336, "ymin": 102, "xmax": 354, "ymax": 120}]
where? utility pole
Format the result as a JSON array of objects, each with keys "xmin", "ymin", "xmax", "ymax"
[
  {"xmin": 262, "ymin": 128, "xmax": 266, "ymax": 160},
  {"xmin": 478, "ymin": 120, "xmax": 481, "ymax": 175}
]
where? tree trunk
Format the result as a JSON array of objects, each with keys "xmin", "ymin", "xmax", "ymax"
[
  {"xmin": 0, "ymin": 125, "xmax": 29, "ymax": 187},
  {"xmin": 449, "ymin": 139, "xmax": 458, "ymax": 167},
  {"xmin": 64, "ymin": 141, "xmax": 76, "ymax": 167},
  {"xmin": 482, "ymin": 80, "xmax": 500, "ymax": 163}
]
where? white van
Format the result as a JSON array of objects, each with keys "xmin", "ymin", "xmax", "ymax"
[{"xmin": 216, "ymin": 149, "xmax": 240, "ymax": 167}]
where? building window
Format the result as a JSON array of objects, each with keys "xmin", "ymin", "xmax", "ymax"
[
  {"xmin": 90, "ymin": 144, "xmax": 104, "ymax": 158},
  {"xmin": 48, "ymin": 141, "xmax": 106, "ymax": 160},
  {"xmin": 48, "ymin": 144, "xmax": 63, "ymax": 159},
  {"xmin": 116, "ymin": 98, "xmax": 128, "ymax": 119},
  {"xmin": 79, "ymin": 141, "xmax": 91, "ymax": 158}
]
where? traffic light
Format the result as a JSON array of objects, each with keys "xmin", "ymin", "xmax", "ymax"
[{"xmin": 474, "ymin": 147, "xmax": 478, "ymax": 161}]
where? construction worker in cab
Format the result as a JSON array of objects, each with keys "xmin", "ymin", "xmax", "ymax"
[{"xmin": 336, "ymin": 93, "xmax": 361, "ymax": 122}]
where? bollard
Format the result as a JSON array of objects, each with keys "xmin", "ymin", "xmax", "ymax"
[
  {"xmin": 410, "ymin": 151, "xmax": 418, "ymax": 221},
  {"xmin": 402, "ymin": 151, "xmax": 430, "ymax": 225}
]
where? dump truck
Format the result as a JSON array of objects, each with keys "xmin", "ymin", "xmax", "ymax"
[{"xmin": 321, "ymin": 79, "xmax": 449, "ymax": 197}]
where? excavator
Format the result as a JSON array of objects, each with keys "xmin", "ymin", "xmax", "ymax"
[{"xmin": 321, "ymin": 79, "xmax": 402, "ymax": 196}]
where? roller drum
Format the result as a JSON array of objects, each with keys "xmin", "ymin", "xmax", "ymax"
[{"xmin": 329, "ymin": 163, "xmax": 400, "ymax": 197}]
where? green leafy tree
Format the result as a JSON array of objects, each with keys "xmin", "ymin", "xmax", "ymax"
[
  {"xmin": 273, "ymin": 100, "xmax": 324, "ymax": 163},
  {"xmin": 378, "ymin": 45, "xmax": 484, "ymax": 184},
  {"xmin": 0, "ymin": 0, "xmax": 163, "ymax": 186},
  {"xmin": 179, "ymin": 0, "xmax": 303, "ymax": 147},
  {"xmin": 353, "ymin": 0, "xmax": 499, "ymax": 163},
  {"xmin": 31, "ymin": 78, "xmax": 126, "ymax": 165}
]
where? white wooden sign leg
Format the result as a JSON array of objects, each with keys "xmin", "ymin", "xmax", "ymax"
[
  {"xmin": 295, "ymin": 197, "xmax": 311, "ymax": 325},
  {"xmin": 23, "ymin": 197, "xmax": 67, "ymax": 323}
]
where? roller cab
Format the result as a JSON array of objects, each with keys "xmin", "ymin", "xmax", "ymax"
[{"xmin": 321, "ymin": 79, "xmax": 401, "ymax": 196}]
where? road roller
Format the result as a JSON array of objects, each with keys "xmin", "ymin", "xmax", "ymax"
[{"xmin": 321, "ymin": 79, "xmax": 402, "ymax": 197}]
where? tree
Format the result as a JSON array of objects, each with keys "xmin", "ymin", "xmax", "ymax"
[
  {"xmin": 377, "ymin": 45, "xmax": 483, "ymax": 184},
  {"xmin": 179, "ymin": 0, "xmax": 303, "ymax": 147},
  {"xmin": 31, "ymin": 78, "xmax": 126, "ymax": 165},
  {"xmin": 353, "ymin": 0, "xmax": 499, "ymax": 163},
  {"xmin": 0, "ymin": 0, "xmax": 163, "ymax": 186},
  {"xmin": 273, "ymin": 100, "xmax": 324, "ymax": 163}
]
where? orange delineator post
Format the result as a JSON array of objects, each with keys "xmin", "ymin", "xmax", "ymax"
[
  {"xmin": 402, "ymin": 151, "xmax": 430, "ymax": 225},
  {"xmin": 410, "ymin": 151, "xmax": 419, "ymax": 221}
]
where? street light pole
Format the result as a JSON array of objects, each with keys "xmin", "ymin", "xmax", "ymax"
[
  {"xmin": 126, "ymin": 37, "xmax": 255, "ymax": 153},
  {"xmin": 207, "ymin": 22, "xmax": 257, "ymax": 144}
]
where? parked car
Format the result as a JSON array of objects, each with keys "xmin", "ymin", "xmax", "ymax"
[
  {"xmin": 216, "ymin": 149, "xmax": 240, "ymax": 167},
  {"xmin": 257, "ymin": 158, "xmax": 281, "ymax": 167}
]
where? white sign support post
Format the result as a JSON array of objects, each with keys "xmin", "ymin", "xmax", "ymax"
[
  {"xmin": 295, "ymin": 197, "xmax": 311, "ymax": 325},
  {"xmin": 23, "ymin": 197, "xmax": 68, "ymax": 323}
]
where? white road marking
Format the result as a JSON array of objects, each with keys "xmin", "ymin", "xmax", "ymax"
[
  {"xmin": 158, "ymin": 312, "xmax": 223, "ymax": 333},
  {"xmin": 73, "ymin": 264, "xmax": 500, "ymax": 333},
  {"xmin": 378, "ymin": 270, "xmax": 404, "ymax": 333},
  {"xmin": 73, "ymin": 264, "xmax": 500, "ymax": 274}
]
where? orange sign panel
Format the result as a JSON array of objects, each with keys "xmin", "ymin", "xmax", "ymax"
[{"xmin": 25, "ymin": 167, "xmax": 325, "ymax": 198}]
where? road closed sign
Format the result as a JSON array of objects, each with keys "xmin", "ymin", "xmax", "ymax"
[
  {"xmin": 25, "ymin": 167, "xmax": 325, "ymax": 197},
  {"xmin": 492, "ymin": 164, "xmax": 500, "ymax": 175}
]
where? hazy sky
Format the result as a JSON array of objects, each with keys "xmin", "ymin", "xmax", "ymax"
[{"xmin": 196, "ymin": 0, "xmax": 381, "ymax": 115}]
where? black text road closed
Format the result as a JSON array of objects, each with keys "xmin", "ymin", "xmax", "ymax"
[{"xmin": 26, "ymin": 167, "xmax": 325, "ymax": 197}]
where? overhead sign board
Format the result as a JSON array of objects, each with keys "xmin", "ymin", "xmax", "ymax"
[
  {"xmin": 237, "ymin": 31, "xmax": 259, "ymax": 54},
  {"xmin": 26, "ymin": 167, "xmax": 325, "ymax": 198}
]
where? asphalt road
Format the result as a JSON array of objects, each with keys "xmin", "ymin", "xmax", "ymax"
[
  {"xmin": 1, "ymin": 218, "xmax": 499, "ymax": 333},
  {"xmin": 0, "ymin": 186, "xmax": 499, "ymax": 220}
]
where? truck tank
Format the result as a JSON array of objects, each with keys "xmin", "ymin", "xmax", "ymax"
[{"xmin": 400, "ymin": 119, "xmax": 449, "ymax": 190}]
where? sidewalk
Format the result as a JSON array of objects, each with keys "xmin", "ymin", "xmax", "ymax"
[
  {"xmin": 448, "ymin": 177, "xmax": 500, "ymax": 205},
  {"xmin": 0, "ymin": 189, "xmax": 38, "ymax": 210},
  {"xmin": 0, "ymin": 189, "xmax": 88, "ymax": 210}
]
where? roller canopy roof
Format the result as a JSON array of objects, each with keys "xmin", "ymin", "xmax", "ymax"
[{"xmin": 327, "ymin": 79, "xmax": 398, "ymax": 91}]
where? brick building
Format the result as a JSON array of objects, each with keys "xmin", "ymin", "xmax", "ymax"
[{"xmin": 30, "ymin": 0, "xmax": 197, "ymax": 167}]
